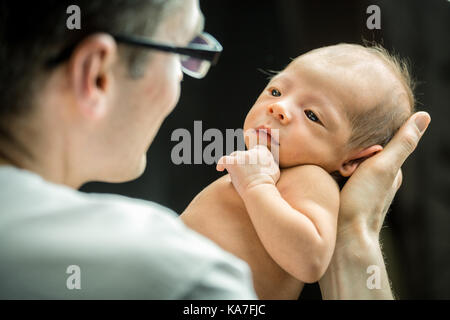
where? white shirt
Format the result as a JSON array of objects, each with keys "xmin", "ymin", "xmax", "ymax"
[{"xmin": 0, "ymin": 166, "xmax": 257, "ymax": 299}]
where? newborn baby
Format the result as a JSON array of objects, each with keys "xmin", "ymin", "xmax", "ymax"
[{"xmin": 180, "ymin": 43, "xmax": 415, "ymax": 299}]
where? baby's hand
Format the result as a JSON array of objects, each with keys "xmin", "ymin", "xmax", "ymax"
[{"xmin": 216, "ymin": 145, "xmax": 280, "ymax": 197}]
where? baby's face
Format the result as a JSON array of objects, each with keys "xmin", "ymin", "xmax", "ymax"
[{"xmin": 243, "ymin": 46, "xmax": 392, "ymax": 172}]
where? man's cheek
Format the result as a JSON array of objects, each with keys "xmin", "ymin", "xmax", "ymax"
[{"xmin": 162, "ymin": 77, "xmax": 181, "ymax": 115}]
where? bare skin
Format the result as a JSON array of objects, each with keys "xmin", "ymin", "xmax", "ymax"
[
  {"xmin": 181, "ymin": 44, "xmax": 413, "ymax": 299},
  {"xmin": 181, "ymin": 172, "xmax": 304, "ymax": 299},
  {"xmin": 0, "ymin": 0, "xmax": 432, "ymax": 301}
]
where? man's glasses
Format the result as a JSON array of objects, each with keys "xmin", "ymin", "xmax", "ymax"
[
  {"xmin": 113, "ymin": 32, "xmax": 222, "ymax": 79},
  {"xmin": 46, "ymin": 32, "xmax": 223, "ymax": 79}
]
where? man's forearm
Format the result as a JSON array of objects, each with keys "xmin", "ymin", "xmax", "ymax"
[
  {"xmin": 319, "ymin": 112, "xmax": 431, "ymax": 300},
  {"xmin": 319, "ymin": 233, "xmax": 394, "ymax": 300}
]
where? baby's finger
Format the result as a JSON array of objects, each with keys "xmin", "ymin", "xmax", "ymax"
[
  {"xmin": 217, "ymin": 155, "xmax": 237, "ymax": 171},
  {"xmin": 244, "ymin": 129, "xmax": 258, "ymax": 149},
  {"xmin": 216, "ymin": 156, "xmax": 228, "ymax": 171},
  {"xmin": 216, "ymin": 163, "xmax": 225, "ymax": 172},
  {"xmin": 252, "ymin": 144, "xmax": 270, "ymax": 151}
]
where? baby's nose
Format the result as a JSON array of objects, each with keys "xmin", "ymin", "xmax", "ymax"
[{"xmin": 267, "ymin": 103, "xmax": 291, "ymax": 124}]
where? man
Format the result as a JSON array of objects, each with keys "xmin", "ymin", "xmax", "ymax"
[{"xmin": 0, "ymin": 0, "xmax": 430, "ymax": 299}]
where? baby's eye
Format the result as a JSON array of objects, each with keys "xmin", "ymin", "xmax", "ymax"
[
  {"xmin": 305, "ymin": 110, "xmax": 321, "ymax": 123},
  {"xmin": 271, "ymin": 88, "xmax": 281, "ymax": 97}
]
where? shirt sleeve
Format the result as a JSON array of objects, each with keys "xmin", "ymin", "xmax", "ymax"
[{"xmin": 180, "ymin": 259, "xmax": 258, "ymax": 300}]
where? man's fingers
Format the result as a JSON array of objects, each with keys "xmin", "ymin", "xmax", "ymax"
[{"xmin": 381, "ymin": 112, "xmax": 430, "ymax": 174}]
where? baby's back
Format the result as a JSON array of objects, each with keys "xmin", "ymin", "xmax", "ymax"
[{"xmin": 180, "ymin": 172, "xmax": 304, "ymax": 299}]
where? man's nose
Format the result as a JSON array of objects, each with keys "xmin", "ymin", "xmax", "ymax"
[{"xmin": 267, "ymin": 103, "xmax": 291, "ymax": 124}]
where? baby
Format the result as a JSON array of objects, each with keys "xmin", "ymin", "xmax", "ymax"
[{"xmin": 180, "ymin": 43, "xmax": 415, "ymax": 299}]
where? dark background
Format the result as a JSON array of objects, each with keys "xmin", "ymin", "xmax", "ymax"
[{"xmin": 81, "ymin": 0, "xmax": 450, "ymax": 299}]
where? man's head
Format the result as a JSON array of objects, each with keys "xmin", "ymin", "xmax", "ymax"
[
  {"xmin": 0, "ymin": 0, "xmax": 204, "ymax": 187},
  {"xmin": 243, "ymin": 43, "xmax": 414, "ymax": 179}
]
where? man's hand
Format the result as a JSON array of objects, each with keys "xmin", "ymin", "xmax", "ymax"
[
  {"xmin": 216, "ymin": 145, "xmax": 280, "ymax": 197},
  {"xmin": 320, "ymin": 111, "xmax": 431, "ymax": 300},
  {"xmin": 338, "ymin": 111, "xmax": 431, "ymax": 242}
]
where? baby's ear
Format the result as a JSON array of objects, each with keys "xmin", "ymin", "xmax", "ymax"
[{"xmin": 338, "ymin": 145, "xmax": 383, "ymax": 177}]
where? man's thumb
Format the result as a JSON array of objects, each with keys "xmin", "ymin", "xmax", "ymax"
[
  {"xmin": 414, "ymin": 112, "xmax": 430, "ymax": 135},
  {"xmin": 383, "ymin": 111, "xmax": 431, "ymax": 172}
]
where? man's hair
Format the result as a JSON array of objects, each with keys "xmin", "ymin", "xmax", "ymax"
[{"xmin": 0, "ymin": 0, "xmax": 181, "ymax": 118}]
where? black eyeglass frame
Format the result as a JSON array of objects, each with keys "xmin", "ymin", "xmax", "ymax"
[{"xmin": 45, "ymin": 32, "xmax": 223, "ymax": 68}]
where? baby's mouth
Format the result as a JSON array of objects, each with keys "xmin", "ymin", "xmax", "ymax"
[{"xmin": 254, "ymin": 126, "xmax": 280, "ymax": 147}]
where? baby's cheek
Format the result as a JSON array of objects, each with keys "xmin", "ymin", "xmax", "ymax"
[
  {"xmin": 244, "ymin": 105, "xmax": 262, "ymax": 124},
  {"xmin": 243, "ymin": 111, "xmax": 255, "ymax": 132},
  {"xmin": 283, "ymin": 146, "xmax": 304, "ymax": 164}
]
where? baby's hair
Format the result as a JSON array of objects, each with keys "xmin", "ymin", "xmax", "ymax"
[
  {"xmin": 345, "ymin": 43, "xmax": 416, "ymax": 151},
  {"xmin": 331, "ymin": 43, "xmax": 417, "ymax": 188}
]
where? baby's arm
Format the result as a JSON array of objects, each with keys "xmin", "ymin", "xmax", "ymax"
[
  {"xmin": 217, "ymin": 146, "xmax": 339, "ymax": 283},
  {"xmin": 262, "ymin": 165, "xmax": 339, "ymax": 283}
]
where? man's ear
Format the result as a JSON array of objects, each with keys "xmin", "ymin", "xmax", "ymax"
[
  {"xmin": 338, "ymin": 145, "xmax": 383, "ymax": 177},
  {"xmin": 68, "ymin": 33, "xmax": 117, "ymax": 120}
]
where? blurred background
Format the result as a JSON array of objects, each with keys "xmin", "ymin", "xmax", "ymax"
[{"xmin": 81, "ymin": 0, "xmax": 450, "ymax": 299}]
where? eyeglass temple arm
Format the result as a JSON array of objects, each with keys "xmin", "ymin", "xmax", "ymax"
[{"xmin": 112, "ymin": 34, "xmax": 222, "ymax": 65}]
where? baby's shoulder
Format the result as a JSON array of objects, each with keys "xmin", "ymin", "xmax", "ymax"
[
  {"xmin": 278, "ymin": 165, "xmax": 340, "ymax": 205},
  {"xmin": 195, "ymin": 173, "xmax": 241, "ymax": 203}
]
